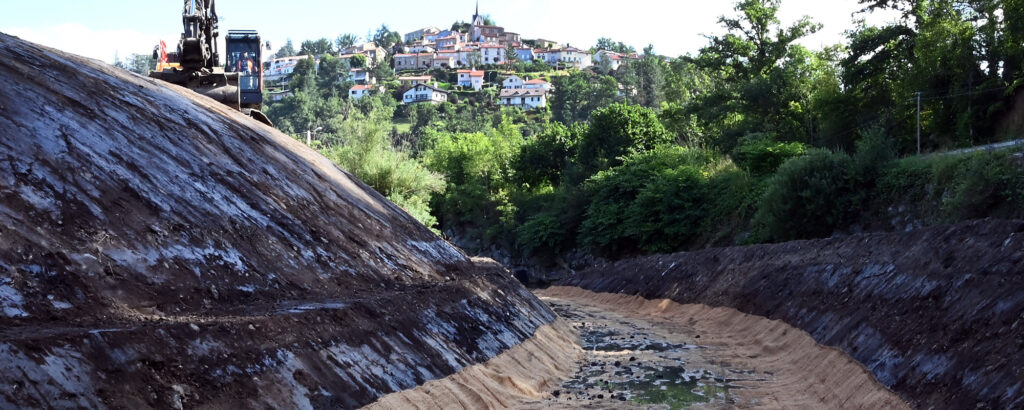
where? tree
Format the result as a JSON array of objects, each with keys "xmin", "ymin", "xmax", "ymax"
[
  {"xmin": 117, "ymin": 53, "xmax": 156, "ymax": 75},
  {"xmin": 451, "ymin": 21, "xmax": 471, "ymax": 33},
  {"xmin": 335, "ymin": 33, "xmax": 359, "ymax": 51},
  {"xmin": 317, "ymin": 55, "xmax": 351, "ymax": 97},
  {"xmin": 349, "ymin": 54, "xmax": 368, "ymax": 69},
  {"xmin": 467, "ymin": 51, "xmax": 483, "ymax": 68},
  {"xmin": 550, "ymin": 71, "xmax": 620, "ymax": 124},
  {"xmin": 685, "ymin": 0, "xmax": 823, "ymax": 151},
  {"xmin": 504, "ymin": 43, "xmax": 521, "ymax": 70},
  {"xmin": 288, "ymin": 57, "xmax": 319, "ymax": 93},
  {"xmin": 615, "ymin": 50, "xmax": 666, "ymax": 108},
  {"xmin": 275, "ymin": 39, "xmax": 296, "ymax": 58},
  {"xmin": 514, "ymin": 123, "xmax": 585, "ymax": 188},
  {"xmin": 594, "ymin": 37, "xmax": 635, "ymax": 54},
  {"xmin": 576, "ymin": 103, "xmax": 672, "ymax": 174},
  {"xmin": 372, "ymin": 24, "xmax": 401, "ymax": 54},
  {"xmin": 299, "ymin": 38, "xmax": 335, "ymax": 56}
]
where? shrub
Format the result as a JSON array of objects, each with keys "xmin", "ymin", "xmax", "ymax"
[
  {"xmin": 579, "ymin": 145, "xmax": 716, "ymax": 256},
  {"xmin": 625, "ymin": 166, "xmax": 709, "ymax": 253},
  {"xmin": 320, "ymin": 119, "xmax": 444, "ymax": 229},
  {"xmin": 575, "ymin": 103, "xmax": 673, "ymax": 174},
  {"xmin": 730, "ymin": 135, "xmax": 808, "ymax": 177},
  {"xmin": 753, "ymin": 148, "xmax": 858, "ymax": 242},
  {"xmin": 513, "ymin": 186, "xmax": 588, "ymax": 262}
]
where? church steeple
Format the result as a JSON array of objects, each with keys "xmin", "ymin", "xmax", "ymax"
[{"xmin": 473, "ymin": 1, "xmax": 481, "ymax": 25}]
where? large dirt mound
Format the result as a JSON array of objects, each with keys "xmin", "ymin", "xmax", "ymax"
[
  {"xmin": 564, "ymin": 219, "xmax": 1024, "ymax": 409},
  {"xmin": 0, "ymin": 33, "xmax": 559, "ymax": 409}
]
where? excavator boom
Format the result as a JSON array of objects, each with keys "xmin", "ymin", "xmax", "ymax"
[{"xmin": 149, "ymin": 0, "xmax": 272, "ymax": 126}]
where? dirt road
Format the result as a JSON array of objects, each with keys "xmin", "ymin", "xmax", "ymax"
[{"xmin": 525, "ymin": 287, "xmax": 908, "ymax": 409}]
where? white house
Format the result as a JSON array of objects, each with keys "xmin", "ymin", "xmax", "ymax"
[
  {"xmin": 349, "ymin": 84, "xmax": 380, "ymax": 100},
  {"xmin": 432, "ymin": 53, "xmax": 456, "ymax": 69},
  {"xmin": 398, "ymin": 75, "xmax": 433, "ymax": 87},
  {"xmin": 394, "ymin": 53, "xmax": 433, "ymax": 70},
  {"xmin": 594, "ymin": 50, "xmax": 638, "ymax": 71},
  {"xmin": 404, "ymin": 27, "xmax": 441, "ymax": 43},
  {"xmin": 480, "ymin": 44, "xmax": 506, "ymax": 65},
  {"xmin": 346, "ymin": 68, "xmax": 375, "ymax": 85},
  {"xmin": 265, "ymin": 55, "xmax": 310, "ymax": 84},
  {"xmin": 268, "ymin": 90, "xmax": 294, "ymax": 102},
  {"xmin": 534, "ymin": 49, "xmax": 550, "ymax": 64},
  {"xmin": 403, "ymin": 43, "xmax": 436, "ymax": 54},
  {"xmin": 403, "ymin": 83, "xmax": 449, "ymax": 104},
  {"xmin": 503, "ymin": 75, "xmax": 524, "ymax": 89},
  {"xmin": 547, "ymin": 47, "xmax": 593, "ymax": 69},
  {"xmin": 524, "ymin": 78, "xmax": 552, "ymax": 90},
  {"xmin": 456, "ymin": 47, "xmax": 480, "ymax": 67},
  {"xmin": 436, "ymin": 35, "xmax": 462, "ymax": 51},
  {"xmin": 499, "ymin": 88, "xmax": 548, "ymax": 109},
  {"xmin": 457, "ymin": 69, "xmax": 485, "ymax": 91}
]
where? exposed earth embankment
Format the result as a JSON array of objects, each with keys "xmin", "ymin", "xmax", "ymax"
[
  {"xmin": 563, "ymin": 219, "xmax": 1024, "ymax": 408},
  {"xmin": 0, "ymin": 33, "xmax": 566, "ymax": 409}
]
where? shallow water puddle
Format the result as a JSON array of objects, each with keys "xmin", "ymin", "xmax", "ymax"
[{"xmin": 540, "ymin": 299, "xmax": 744, "ymax": 408}]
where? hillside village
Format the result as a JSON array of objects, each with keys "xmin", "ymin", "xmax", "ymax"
[{"xmin": 263, "ymin": 2, "xmax": 639, "ymax": 110}]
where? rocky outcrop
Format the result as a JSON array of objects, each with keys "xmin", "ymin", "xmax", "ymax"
[
  {"xmin": 0, "ymin": 33, "xmax": 560, "ymax": 409},
  {"xmin": 563, "ymin": 219, "xmax": 1024, "ymax": 409}
]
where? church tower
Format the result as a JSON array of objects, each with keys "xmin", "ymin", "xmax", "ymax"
[{"xmin": 472, "ymin": 1, "xmax": 484, "ymax": 26}]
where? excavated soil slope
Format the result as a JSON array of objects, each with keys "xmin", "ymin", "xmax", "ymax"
[
  {"xmin": 563, "ymin": 219, "xmax": 1024, "ymax": 409},
  {"xmin": 0, "ymin": 33, "xmax": 563, "ymax": 409}
]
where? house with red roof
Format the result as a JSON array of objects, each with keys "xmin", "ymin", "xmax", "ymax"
[
  {"xmin": 349, "ymin": 84, "xmax": 382, "ymax": 100},
  {"xmin": 457, "ymin": 69, "xmax": 485, "ymax": 91}
]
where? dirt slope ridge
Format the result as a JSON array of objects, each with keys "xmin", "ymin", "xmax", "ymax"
[
  {"xmin": 563, "ymin": 219, "xmax": 1024, "ymax": 409},
  {"xmin": 0, "ymin": 33, "xmax": 556, "ymax": 409}
]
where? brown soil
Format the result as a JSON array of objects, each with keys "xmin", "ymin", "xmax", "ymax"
[
  {"xmin": 532, "ymin": 287, "xmax": 908, "ymax": 409},
  {"xmin": 563, "ymin": 219, "xmax": 1024, "ymax": 409},
  {"xmin": 364, "ymin": 319, "xmax": 582, "ymax": 410}
]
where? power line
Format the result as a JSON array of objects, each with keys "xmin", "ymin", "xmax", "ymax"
[{"xmin": 909, "ymin": 84, "xmax": 1013, "ymax": 102}]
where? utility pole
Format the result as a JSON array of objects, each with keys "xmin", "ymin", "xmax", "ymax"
[{"xmin": 916, "ymin": 91, "xmax": 922, "ymax": 155}]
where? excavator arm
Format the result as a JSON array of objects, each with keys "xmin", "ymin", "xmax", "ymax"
[
  {"xmin": 178, "ymin": 0, "xmax": 219, "ymax": 71},
  {"xmin": 149, "ymin": 0, "xmax": 273, "ymax": 127}
]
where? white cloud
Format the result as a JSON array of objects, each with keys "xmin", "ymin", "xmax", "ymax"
[{"xmin": 1, "ymin": 23, "xmax": 171, "ymax": 64}]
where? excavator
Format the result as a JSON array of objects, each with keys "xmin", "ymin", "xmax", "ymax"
[{"xmin": 150, "ymin": 0, "xmax": 273, "ymax": 127}]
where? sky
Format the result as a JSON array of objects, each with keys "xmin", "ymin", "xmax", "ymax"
[{"xmin": 0, "ymin": 0, "xmax": 902, "ymax": 64}]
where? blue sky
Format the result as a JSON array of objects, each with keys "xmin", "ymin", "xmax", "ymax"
[{"xmin": 1, "ymin": 0, "xmax": 900, "ymax": 63}]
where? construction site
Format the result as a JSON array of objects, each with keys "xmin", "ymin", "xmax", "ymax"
[{"xmin": 1, "ymin": 12, "xmax": 1023, "ymax": 409}]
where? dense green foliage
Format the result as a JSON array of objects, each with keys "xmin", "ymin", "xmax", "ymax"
[{"xmin": 262, "ymin": 0, "xmax": 1024, "ymax": 265}]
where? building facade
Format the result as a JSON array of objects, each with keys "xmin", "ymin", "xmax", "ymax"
[
  {"xmin": 457, "ymin": 69, "xmax": 485, "ymax": 91},
  {"xmin": 403, "ymin": 83, "xmax": 449, "ymax": 104}
]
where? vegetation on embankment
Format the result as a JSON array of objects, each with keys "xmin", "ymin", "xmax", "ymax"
[{"xmin": 264, "ymin": 0, "xmax": 1024, "ymax": 266}]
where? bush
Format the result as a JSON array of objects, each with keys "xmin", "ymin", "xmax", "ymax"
[
  {"xmin": 625, "ymin": 166, "xmax": 709, "ymax": 253},
  {"xmin": 873, "ymin": 149, "xmax": 1024, "ymax": 224},
  {"xmin": 753, "ymin": 148, "xmax": 859, "ymax": 242},
  {"xmin": 576, "ymin": 103, "xmax": 673, "ymax": 174},
  {"xmin": 579, "ymin": 145, "xmax": 716, "ymax": 256},
  {"xmin": 730, "ymin": 135, "xmax": 808, "ymax": 177},
  {"xmin": 320, "ymin": 119, "xmax": 444, "ymax": 229},
  {"xmin": 513, "ymin": 187, "xmax": 588, "ymax": 261}
]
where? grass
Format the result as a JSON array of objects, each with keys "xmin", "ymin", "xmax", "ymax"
[{"xmin": 392, "ymin": 119, "xmax": 412, "ymax": 134}]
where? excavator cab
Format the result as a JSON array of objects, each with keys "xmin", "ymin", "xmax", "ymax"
[
  {"xmin": 149, "ymin": 1, "xmax": 273, "ymax": 127},
  {"xmin": 224, "ymin": 30, "xmax": 264, "ymax": 111}
]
